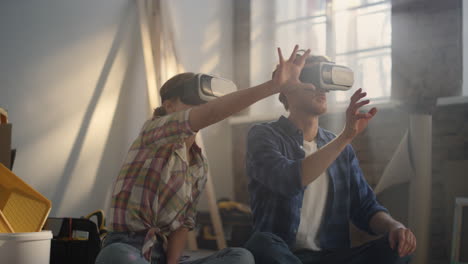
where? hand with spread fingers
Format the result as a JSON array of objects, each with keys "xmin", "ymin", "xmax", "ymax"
[
  {"xmin": 273, "ymin": 45, "xmax": 316, "ymax": 94},
  {"xmin": 389, "ymin": 227, "xmax": 417, "ymax": 257},
  {"xmin": 342, "ymin": 88, "xmax": 377, "ymax": 140}
]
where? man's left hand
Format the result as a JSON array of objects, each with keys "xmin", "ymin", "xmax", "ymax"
[{"xmin": 388, "ymin": 227, "xmax": 417, "ymax": 257}]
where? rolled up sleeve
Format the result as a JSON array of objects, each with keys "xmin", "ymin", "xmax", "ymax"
[{"xmin": 246, "ymin": 125, "xmax": 303, "ymax": 197}]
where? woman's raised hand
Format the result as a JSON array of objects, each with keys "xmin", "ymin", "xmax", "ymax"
[{"xmin": 273, "ymin": 45, "xmax": 316, "ymax": 94}]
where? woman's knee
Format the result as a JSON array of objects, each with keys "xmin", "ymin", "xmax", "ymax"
[
  {"xmin": 222, "ymin": 247, "xmax": 255, "ymax": 264},
  {"xmin": 95, "ymin": 243, "xmax": 148, "ymax": 264}
]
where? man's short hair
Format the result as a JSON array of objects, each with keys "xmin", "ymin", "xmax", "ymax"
[{"xmin": 278, "ymin": 54, "xmax": 331, "ymax": 111}]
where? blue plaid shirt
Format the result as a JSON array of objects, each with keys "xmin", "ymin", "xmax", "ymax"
[{"xmin": 246, "ymin": 116, "xmax": 388, "ymax": 249}]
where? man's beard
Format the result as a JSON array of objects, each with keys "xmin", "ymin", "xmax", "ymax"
[{"xmin": 300, "ymin": 100, "xmax": 327, "ymax": 116}]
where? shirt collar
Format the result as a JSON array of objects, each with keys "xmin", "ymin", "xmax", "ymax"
[{"xmin": 191, "ymin": 141, "xmax": 202, "ymax": 154}]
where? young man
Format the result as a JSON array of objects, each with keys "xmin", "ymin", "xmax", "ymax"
[{"xmin": 244, "ymin": 55, "xmax": 416, "ymax": 264}]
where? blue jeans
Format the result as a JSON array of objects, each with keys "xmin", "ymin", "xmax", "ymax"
[
  {"xmin": 244, "ymin": 232, "xmax": 411, "ymax": 264},
  {"xmin": 95, "ymin": 232, "xmax": 254, "ymax": 264}
]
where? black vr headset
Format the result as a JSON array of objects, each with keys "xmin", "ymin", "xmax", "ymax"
[
  {"xmin": 161, "ymin": 74, "xmax": 237, "ymax": 105},
  {"xmin": 300, "ymin": 62, "xmax": 354, "ymax": 91}
]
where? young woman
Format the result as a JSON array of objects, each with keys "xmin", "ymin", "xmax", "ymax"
[{"xmin": 95, "ymin": 45, "xmax": 315, "ymax": 264}]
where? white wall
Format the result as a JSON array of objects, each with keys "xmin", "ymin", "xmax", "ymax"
[
  {"xmin": 169, "ymin": 0, "xmax": 235, "ymax": 210},
  {"xmin": 0, "ymin": 0, "xmax": 148, "ymax": 217},
  {"xmin": 0, "ymin": 0, "xmax": 236, "ymax": 217}
]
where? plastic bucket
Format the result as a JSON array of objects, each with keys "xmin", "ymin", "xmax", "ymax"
[{"xmin": 0, "ymin": 230, "xmax": 52, "ymax": 264}]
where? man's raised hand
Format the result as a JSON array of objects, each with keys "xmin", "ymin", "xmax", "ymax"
[{"xmin": 342, "ymin": 88, "xmax": 377, "ymax": 140}]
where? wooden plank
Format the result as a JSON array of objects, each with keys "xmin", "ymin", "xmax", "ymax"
[
  {"xmin": 136, "ymin": 0, "xmax": 160, "ymax": 113},
  {"xmin": 205, "ymin": 165, "xmax": 227, "ymax": 249},
  {"xmin": 408, "ymin": 115, "xmax": 432, "ymax": 264},
  {"xmin": 146, "ymin": 0, "xmax": 152, "ymax": 20},
  {"xmin": 197, "ymin": 134, "xmax": 227, "ymax": 250},
  {"xmin": 453, "ymin": 204, "xmax": 462, "ymax": 261},
  {"xmin": 151, "ymin": 0, "xmax": 162, "ymax": 88},
  {"xmin": 452, "ymin": 198, "xmax": 468, "ymax": 263}
]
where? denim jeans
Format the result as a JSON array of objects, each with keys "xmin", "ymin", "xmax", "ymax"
[
  {"xmin": 95, "ymin": 232, "xmax": 254, "ymax": 264},
  {"xmin": 244, "ymin": 232, "xmax": 412, "ymax": 264}
]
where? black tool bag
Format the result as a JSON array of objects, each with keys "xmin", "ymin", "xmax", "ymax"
[{"xmin": 44, "ymin": 210, "xmax": 107, "ymax": 264}]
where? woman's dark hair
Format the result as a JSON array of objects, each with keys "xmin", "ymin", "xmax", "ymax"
[
  {"xmin": 153, "ymin": 72, "xmax": 196, "ymax": 117},
  {"xmin": 278, "ymin": 54, "xmax": 331, "ymax": 111}
]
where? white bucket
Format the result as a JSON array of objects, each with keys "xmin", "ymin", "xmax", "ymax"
[{"xmin": 0, "ymin": 230, "xmax": 52, "ymax": 264}]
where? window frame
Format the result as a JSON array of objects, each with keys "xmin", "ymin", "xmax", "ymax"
[{"xmin": 273, "ymin": 0, "xmax": 392, "ymax": 107}]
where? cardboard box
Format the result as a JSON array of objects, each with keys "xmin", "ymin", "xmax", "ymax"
[{"xmin": 0, "ymin": 124, "xmax": 11, "ymax": 169}]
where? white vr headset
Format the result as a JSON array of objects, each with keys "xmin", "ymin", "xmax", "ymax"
[
  {"xmin": 161, "ymin": 73, "xmax": 237, "ymax": 105},
  {"xmin": 162, "ymin": 62, "xmax": 353, "ymax": 105},
  {"xmin": 299, "ymin": 62, "xmax": 354, "ymax": 91}
]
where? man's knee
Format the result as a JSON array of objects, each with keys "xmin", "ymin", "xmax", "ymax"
[
  {"xmin": 394, "ymin": 255, "xmax": 412, "ymax": 264},
  {"xmin": 244, "ymin": 232, "xmax": 287, "ymax": 251},
  {"xmin": 380, "ymin": 252, "xmax": 412, "ymax": 264},
  {"xmin": 370, "ymin": 237, "xmax": 412, "ymax": 264},
  {"xmin": 244, "ymin": 232, "xmax": 302, "ymax": 264},
  {"xmin": 246, "ymin": 232, "xmax": 286, "ymax": 244}
]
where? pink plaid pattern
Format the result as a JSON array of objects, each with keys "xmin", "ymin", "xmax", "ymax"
[{"xmin": 108, "ymin": 109, "xmax": 207, "ymax": 260}]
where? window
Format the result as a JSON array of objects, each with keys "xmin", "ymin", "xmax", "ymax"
[{"xmin": 275, "ymin": 0, "xmax": 391, "ymax": 104}]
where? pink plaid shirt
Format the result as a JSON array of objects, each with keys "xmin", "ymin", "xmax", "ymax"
[{"xmin": 108, "ymin": 109, "xmax": 208, "ymax": 260}]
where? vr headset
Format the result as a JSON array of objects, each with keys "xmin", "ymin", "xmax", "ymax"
[
  {"xmin": 161, "ymin": 73, "xmax": 237, "ymax": 105},
  {"xmin": 299, "ymin": 62, "xmax": 354, "ymax": 91}
]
